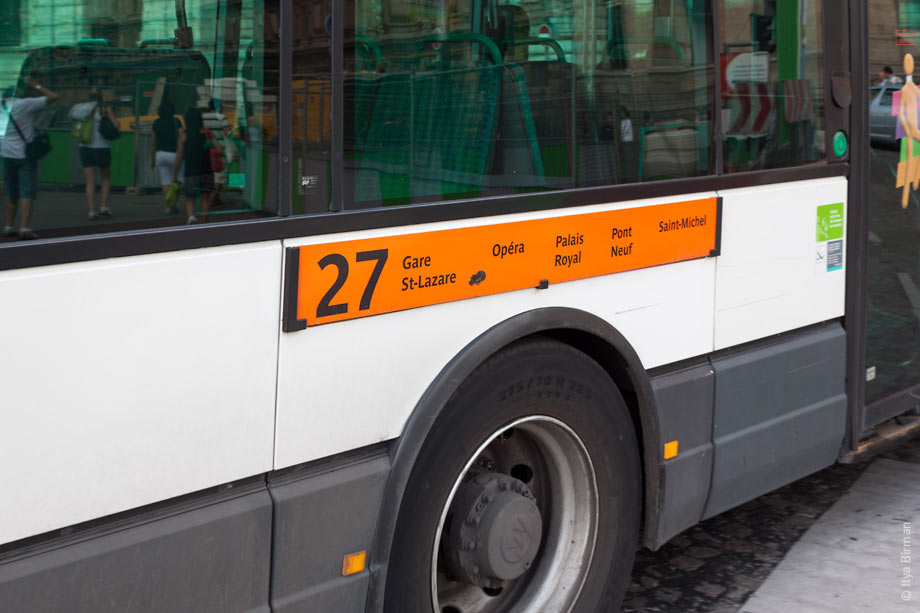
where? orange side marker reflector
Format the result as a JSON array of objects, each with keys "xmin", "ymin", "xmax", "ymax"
[
  {"xmin": 342, "ymin": 551, "xmax": 367, "ymax": 576},
  {"xmin": 664, "ymin": 441, "xmax": 679, "ymax": 460}
]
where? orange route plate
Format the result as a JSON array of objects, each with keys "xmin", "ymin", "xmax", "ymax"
[{"xmin": 291, "ymin": 197, "xmax": 720, "ymax": 327}]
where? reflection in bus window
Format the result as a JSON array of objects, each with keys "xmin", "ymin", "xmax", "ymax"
[
  {"xmin": 719, "ymin": 0, "xmax": 825, "ymax": 172},
  {"xmin": 343, "ymin": 0, "xmax": 714, "ymax": 210},
  {"xmin": 592, "ymin": 1, "xmax": 713, "ymax": 184},
  {"xmin": 0, "ymin": 0, "xmax": 278, "ymax": 240},
  {"xmin": 865, "ymin": 3, "xmax": 920, "ymax": 404}
]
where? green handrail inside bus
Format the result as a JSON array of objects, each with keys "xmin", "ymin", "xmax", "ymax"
[
  {"xmin": 78, "ymin": 38, "xmax": 113, "ymax": 47},
  {"xmin": 417, "ymin": 33, "xmax": 503, "ymax": 66},
  {"xmin": 501, "ymin": 38, "xmax": 566, "ymax": 62},
  {"xmin": 139, "ymin": 38, "xmax": 176, "ymax": 48},
  {"xmin": 606, "ymin": 36, "xmax": 686, "ymax": 66}
]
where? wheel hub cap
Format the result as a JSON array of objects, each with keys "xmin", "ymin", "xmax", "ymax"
[{"xmin": 444, "ymin": 471, "xmax": 543, "ymax": 588}]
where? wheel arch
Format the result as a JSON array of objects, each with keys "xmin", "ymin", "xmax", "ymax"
[{"xmin": 365, "ymin": 306, "xmax": 661, "ymax": 612}]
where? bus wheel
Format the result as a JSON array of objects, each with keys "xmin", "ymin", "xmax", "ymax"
[{"xmin": 384, "ymin": 337, "xmax": 641, "ymax": 612}]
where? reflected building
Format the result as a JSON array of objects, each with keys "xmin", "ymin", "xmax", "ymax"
[
  {"xmin": 0, "ymin": 0, "xmax": 278, "ymax": 232},
  {"xmin": 0, "ymin": 0, "xmax": 258, "ymax": 93}
]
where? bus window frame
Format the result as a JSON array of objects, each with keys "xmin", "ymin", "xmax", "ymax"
[{"xmin": 0, "ymin": 0, "xmax": 845, "ymax": 273}]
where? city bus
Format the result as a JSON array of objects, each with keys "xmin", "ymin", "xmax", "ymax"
[{"xmin": 0, "ymin": 0, "xmax": 913, "ymax": 611}]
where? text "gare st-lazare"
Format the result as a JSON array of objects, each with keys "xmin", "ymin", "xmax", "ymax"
[{"xmin": 401, "ymin": 253, "xmax": 457, "ymax": 291}]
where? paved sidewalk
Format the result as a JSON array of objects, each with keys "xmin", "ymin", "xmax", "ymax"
[{"xmin": 742, "ymin": 458, "xmax": 920, "ymax": 612}]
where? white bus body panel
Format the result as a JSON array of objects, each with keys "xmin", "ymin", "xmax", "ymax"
[
  {"xmin": 0, "ymin": 179, "xmax": 846, "ymax": 541},
  {"xmin": 275, "ymin": 193, "xmax": 719, "ymax": 469},
  {"xmin": 713, "ymin": 177, "xmax": 847, "ymax": 349},
  {"xmin": 0, "ymin": 243, "xmax": 281, "ymax": 544}
]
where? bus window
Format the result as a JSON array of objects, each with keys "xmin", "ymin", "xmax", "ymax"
[
  {"xmin": 719, "ymin": 0, "xmax": 825, "ymax": 172},
  {"xmin": 342, "ymin": 0, "xmax": 714, "ymax": 210},
  {"xmin": 0, "ymin": 0, "xmax": 278, "ymax": 240},
  {"xmin": 590, "ymin": 0, "xmax": 714, "ymax": 184},
  {"xmin": 343, "ymin": 0, "xmax": 504, "ymax": 208}
]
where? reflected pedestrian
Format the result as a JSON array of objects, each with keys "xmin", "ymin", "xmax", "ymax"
[
  {"xmin": 1, "ymin": 77, "xmax": 58, "ymax": 240},
  {"xmin": 879, "ymin": 65, "xmax": 904, "ymax": 86},
  {"xmin": 78, "ymin": 93, "xmax": 117, "ymax": 221},
  {"xmin": 151, "ymin": 100, "xmax": 184, "ymax": 214},
  {"xmin": 173, "ymin": 107, "xmax": 221, "ymax": 224}
]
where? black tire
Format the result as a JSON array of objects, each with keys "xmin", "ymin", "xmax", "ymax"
[{"xmin": 384, "ymin": 337, "xmax": 641, "ymax": 612}]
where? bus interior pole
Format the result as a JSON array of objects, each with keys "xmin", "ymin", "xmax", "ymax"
[
  {"xmin": 174, "ymin": 0, "xmax": 193, "ymax": 48},
  {"xmin": 331, "ymin": 0, "xmax": 344, "ymax": 211}
]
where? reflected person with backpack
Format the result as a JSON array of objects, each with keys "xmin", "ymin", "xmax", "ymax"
[
  {"xmin": 1, "ymin": 77, "xmax": 58, "ymax": 240},
  {"xmin": 71, "ymin": 90, "xmax": 120, "ymax": 221},
  {"xmin": 172, "ymin": 107, "xmax": 222, "ymax": 224}
]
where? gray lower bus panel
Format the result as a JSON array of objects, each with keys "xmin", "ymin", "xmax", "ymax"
[
  {"xmin": 0, "ymin": 485, "xmax": 272, "ymax": 613},
  {"xmin": 269, "ymin": 450, "xmax": 390, "ymax": 612},
  {"xmin": 649, "ymin": 361, "xmax": 716, "ymax": 547},
  {"xmin": 702, "ymin": 323, "xmax": 847, "ymax": 519},
  {"xmin": 649, "ymin": 322, "xmax": 847, "ymax": 545},
  {"xmin": 0, "ymin": 448, "xmax": 390, "ymax": 613}
]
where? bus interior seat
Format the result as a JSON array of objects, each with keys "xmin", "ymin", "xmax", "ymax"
[
  {"xmin": 353, "ymin": 34, "xmax": 503, "ymax": 205},
  {"xmin": 352, "ymin": 70, "xmax": 413, "ymax": 203},
  {"xmin": 497, "ymin": 36, "xmax": 577, "ymax": 187},
  {"xmin": 345, "ymin": 37, "xmax": 384, "ymax": 149},
  {"xmin": 645, "ymin": 37, "xmax": 687, "ymax": 66},
  {"xmin": 492, "ymin": 4, "xmax": 572, "ymax": 187},
  {"xmin": 638, "ymin": 63, "xmax": 710, "ymax": 179},
  {"xmin": 593, "ymin": 36, "xmax": 708, "ymax": 182},
  {"xmin": 592, "ymin": 61, "xmax": 639, "ymax": 184},
  {"xmin": 493, "ymin": 61, "xmax": 546, "ymax": 189}
]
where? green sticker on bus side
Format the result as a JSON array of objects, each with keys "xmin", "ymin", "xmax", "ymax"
[{"xmin": 817, "ymin": 203, "xmax": 844, "ymax": 242}]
